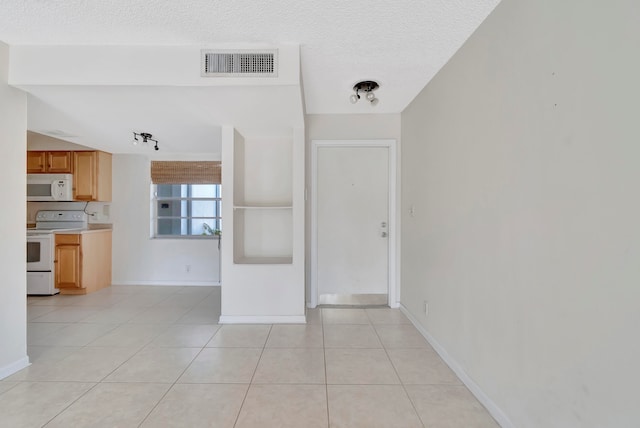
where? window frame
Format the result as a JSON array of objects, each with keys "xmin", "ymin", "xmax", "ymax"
[{"xmin": 151, "ymin": 183, "xmax": 222, "ymax": 239}]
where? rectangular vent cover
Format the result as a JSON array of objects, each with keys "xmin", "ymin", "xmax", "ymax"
[{"xmin": 201, "ymin": 49, "xmax": 278, "ymax": 77}]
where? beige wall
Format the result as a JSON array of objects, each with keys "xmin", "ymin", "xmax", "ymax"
[
  {"xmin": 0, "ymin": 41, "xmax": 28, "ymax": 378},
  {"xmin": 306, "ymin": 114, "xmax": 401, "ymax": 141},
  {"xmin": 26, "ymin": 131, "xmax": 92, "ymax": 151},
  {"xmin": 401, "ymin": 0, "xmax": 640, "ymax": 426}
]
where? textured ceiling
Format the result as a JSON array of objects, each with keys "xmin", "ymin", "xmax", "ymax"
[
  {"xmin": 0, "ymin": 0, "xmax": 499, "ymax": 152},
  {"xmin": 0, "ymin": 0, "xmax": 500, "ymax": 114}
]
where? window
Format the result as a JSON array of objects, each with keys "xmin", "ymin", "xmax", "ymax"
[
  {"xmin": 150, "ymin": 161, "xmax": 222, "ymax": 239},
  {"xmin": 153, "ymin": 184, "xmax": 221, "ymax": 237}
]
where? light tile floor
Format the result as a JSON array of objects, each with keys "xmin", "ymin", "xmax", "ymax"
[{"xmin": 0, "ymin": 285, "xmax": 499, "ymax": 427}]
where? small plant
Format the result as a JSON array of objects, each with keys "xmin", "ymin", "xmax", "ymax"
[
  {"xmin": 202, "ymin": 223, "xmax": 214, "ymax": 235},
  {"xmin": 202, "ymin": 223, "xmax": 222, "ymax": 237}
]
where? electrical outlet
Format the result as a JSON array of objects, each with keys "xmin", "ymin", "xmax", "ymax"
[{"xmin": 424, "ymin": 300, "xmax": 429, "ymax": 317}]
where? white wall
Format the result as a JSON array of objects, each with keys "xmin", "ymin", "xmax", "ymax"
[
  {"xmin": 10, "ymin": 45, "xmax": 300, "ymax": 86},
  {"xmin": 305, "ymin": 114, "xmax": 401, "ymax": 304},
  {"xmin": 401, "ymin": 0, "xmax": 640, "ymax": 426},
  {"xmin": 111, "ymin": 154, "xmax": 220, "ymax": 286},
  {"xmin": 0, "ymin": 41, "xmax": 29, "ymax": 378},
  {"xmin": 220, "ymin": 127, "xmax": 306, "ymax": 323}
]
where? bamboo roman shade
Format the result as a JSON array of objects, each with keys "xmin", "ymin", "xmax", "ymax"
[{"xmin": 150, "ymin": 161, "xmax": 221, "ymax": 184}]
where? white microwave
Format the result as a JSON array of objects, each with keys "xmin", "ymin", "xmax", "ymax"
[{"xmin": 27, "ymin": 174, "xmax": 74, "ymax": 201}]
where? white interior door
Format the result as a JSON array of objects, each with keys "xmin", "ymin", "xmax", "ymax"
[{"xmin": 316, "ymin": 145, "xmax": 389, "ymax": 305}]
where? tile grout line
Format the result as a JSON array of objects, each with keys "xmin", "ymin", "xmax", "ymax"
[
  {"xmin": 25, "ymin": 287, "xmax": 214, "ymax": 428},
  {"xmin": 368, "ymin": 314, "xmax": 428, "ymax": 428},
  {"xmin": 135, "ymin": 344, "xmax": 211, "ymax": 427},
  {"xmin": 125, "ymin": 289, "xmax": 221, "ymax": 427},
  {"xmin": 321, "ymin": 308, "xmax": 331, "ymax": 428},
  {"xmin": 231, "ymin": 324, "xmax": 273, "ymax": 428},
  {"xmin": 13, "ymin": 290, "xmax": 459, "ymax": 427},
  {"xmin": 0, "ymin": 382, "xmax": 20, "ymax": 397},
  {"xmin": 129, "ymin": 293, "xmax": 222, "ymax": 427},
  {"xmin": 40, "ymin": 380, "xmax": 101, "ymax": 427}
]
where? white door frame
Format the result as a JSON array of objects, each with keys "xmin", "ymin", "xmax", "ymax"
[{"xmin": 310, "ymin": 139, "xmax": 398, "ymax": 308}]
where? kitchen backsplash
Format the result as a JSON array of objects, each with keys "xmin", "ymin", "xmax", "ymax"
[{"xmin": 27, "ymin": 201, "xmax": 112, "ymax": 224}]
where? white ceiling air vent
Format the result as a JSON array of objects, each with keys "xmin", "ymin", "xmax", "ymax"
[{"xmin": 201, "ymin": 49, "xmax": 278, "ymax": 77}]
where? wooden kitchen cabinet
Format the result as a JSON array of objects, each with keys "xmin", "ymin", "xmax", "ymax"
[
  {"xmin": 47, "ymin": 151, "xmax": 73, "ymax": 173},
  {"xmin": 27, "ymin": 151, "xmax": 73, "ymax": 173},
  {"xmin": 55, "ymin": 234, "xmax": 81, "ymax": 289},
  {"xmin": 27, "ymin": 151, "xmax": 46, "ymax": 173},
  {"xmin": 27, "ymin": 149, "xmax": 112, "ymax": 201},
  {"xmin": 55, "ymin": 230, "xmax": 112, "ymax": 295},
  {"xmin": 73, "ymin": 151, "xmax": 112, "ymax": 201}
]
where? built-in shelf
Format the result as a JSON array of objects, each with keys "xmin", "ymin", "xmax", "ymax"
[
  {"xmin": 233, "ymin": 208, "xmax": 293, "ymax": 264},
  {"xmin": 232, "ymin": 135, "xmax": 294, "ymax": 265},
  {"xmin": 220, "ymin": 126, "xmax": 304, "ymax": 322}
]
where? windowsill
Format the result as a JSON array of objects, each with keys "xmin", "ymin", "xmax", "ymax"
[{"xmin": 151, "ymin": 235, "xmax": 221, "ymax": 240}]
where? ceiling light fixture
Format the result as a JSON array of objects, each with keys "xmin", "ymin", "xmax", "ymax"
[
  {"xmin": 132, "ymin": 132, "xmax": 159, "ymax": 151},
  {"xmin": 349, "ymin": 80, "xmax": 379, "ymax": 106}
]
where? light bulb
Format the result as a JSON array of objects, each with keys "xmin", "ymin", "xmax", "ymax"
[
  {"xmin": 132, "ymin": 136, "xmax": 139, "ymax": 146},
  {"xmin": 366, "ymin": 91, "xmax": 375, "ymax": 101},
  {"xmin": 370, "ymin": 97, "xmax": 379, "ymax": 106},
  {"xmin": 349, "ymin": 93, "xmax": 359, "ymax": 104}
]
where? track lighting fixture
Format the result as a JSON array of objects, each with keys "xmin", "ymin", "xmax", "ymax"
[
  {"xmin": 349, "ymin": 80, "xmax": 379, "ymax": 106},
  {"xmin": 132, "ymin": 132, "xmax": 159, "ymax": 151}
]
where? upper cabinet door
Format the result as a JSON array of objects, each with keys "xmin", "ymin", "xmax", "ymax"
[
  {"xmin": 73, "ymin": 151, "xmax": 97, "ymax": 201},
  {"xmin": 27, "ymin": 151, "xmax": 47, "ymax": 173},
  {"xmin": 46, "ymin": 152, "xmax": 73, "ymax": 173},
  {"xmin": 27, "ymin": 151, "xmax": 73, "ymax": 173},
  {"xmin": 73, "ymin": 151, "xmax": 112, "ymax": 201},
  {"xmin": 28, "ymin": 150, "xmax": 112, "ymax": 201}
]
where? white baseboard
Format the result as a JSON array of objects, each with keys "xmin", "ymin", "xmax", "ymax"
[
  {"xmin": 112, "ymin": 281, "xmax": 220, "ymax": 287},
  {"xmin": 307, "ymin": 300, "xmax": 400, "ymax": 309},
  {"xmin": 0, "ymin": 356, "xmax": 30, "ymax": 381},
  {"xmin": 219, "ymin": 315, "xmax": 307, "ymax": 324},
  {"xmin": 399, "ymin": 304, "xmax": 513, "ymax": 428}
]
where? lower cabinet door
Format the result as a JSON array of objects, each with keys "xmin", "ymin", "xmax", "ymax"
[{"xmin": 55, "ymin": 244, "xmax": 81, "ymax": 288}]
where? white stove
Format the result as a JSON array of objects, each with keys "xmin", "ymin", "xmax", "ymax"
[
  {"xmin": 27, "ymin": 210, "xmax": 88, "ymax": 295},
  {"xmin": 32, "ymin": 210, "xmax": 88, "ymax": 230}
]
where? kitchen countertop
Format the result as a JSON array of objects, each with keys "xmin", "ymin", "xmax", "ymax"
[{"xmin": 54, "ymin": 228, "xmax": 112, "ymax": 235}]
